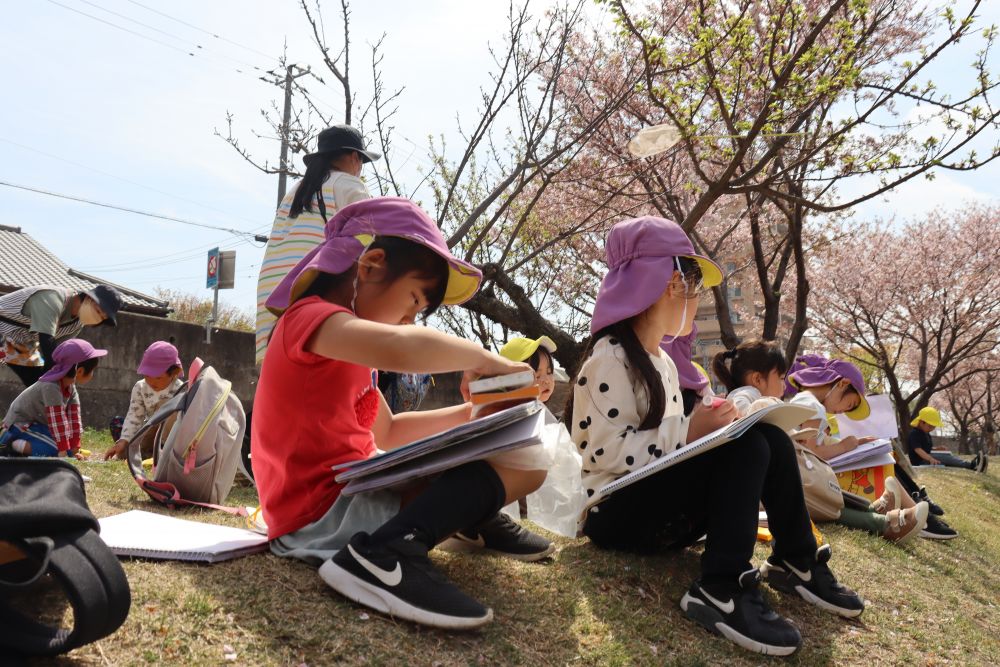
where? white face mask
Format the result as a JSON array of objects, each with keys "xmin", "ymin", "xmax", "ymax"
[
  {"xmin": 663, "ymin": 258, "xmax": 690, "ymax": 343},
  {"xmin": 78, "ymin": 299, "xmax": 104, "ymax": 326}
]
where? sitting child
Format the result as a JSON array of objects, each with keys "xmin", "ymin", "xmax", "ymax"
[
  {"xmin": 103, "ymin": 341, "xmax": 184, "ymax": 460},
  {"xmin": 0, "ymin": 339, "xmax": 105, "ymax": 457},
  {"xmin": 711, "ymin": 340, "xmax": 788, "ymax": 417},
  {"xmin": 782, "ymin": 353, "xmax": 929, "ymax": 543},
  {"xmin": 253, "ymin": 197, "xmax": 551, "ymax": 630}
]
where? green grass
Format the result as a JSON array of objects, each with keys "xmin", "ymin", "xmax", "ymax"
[{"xmin": 26, "ymin": 430, "xmax": 1000, "ymax": 665}]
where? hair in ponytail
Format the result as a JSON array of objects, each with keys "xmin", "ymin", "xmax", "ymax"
[
  {"xmin": 711, "ymin": 339, "xmax": 787, "ymax": 392},
  {"xmin": 288, "ymin": 149, "xmax": 353, "ymax": 219},
  {"xmin": 563, "ymin": 320, "xmax": 666, "ymax": 432}
]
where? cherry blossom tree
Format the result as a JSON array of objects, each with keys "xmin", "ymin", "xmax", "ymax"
[{"xmin": 810, "ymin": 203, "xmax": 1000, "ymax": 439}]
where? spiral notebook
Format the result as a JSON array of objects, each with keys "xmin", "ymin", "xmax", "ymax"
[
  {"xmin": 97, "ymin": 510, "xmax": 269, "ymax": 563},
  {"xmin": 597, "ymin": 403, "xmax": 816, "ymax": 499}
]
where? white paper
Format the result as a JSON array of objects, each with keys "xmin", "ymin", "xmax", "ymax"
[{"xmin": 836, "ymin": 394, "xmax": 899, "ymax": 440}]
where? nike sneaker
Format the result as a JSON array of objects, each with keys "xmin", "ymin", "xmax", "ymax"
[
  {"xmin": 438, "ymin": 512, "xmax": 555, "ymax": 562},
  {"xmin": 920, "ymin": 514, "xmax": 959, "ymax": 540},
  {"xmin": 680, "ymin": 568, "xmax": 801, "ymax": 656},
  {"xmin": 319, "ymin": 531, "xmax": 493, "ymax": 630},
  {"xmin": 760, "ymin": 544, "xmax": 865, "ymax": 618}
]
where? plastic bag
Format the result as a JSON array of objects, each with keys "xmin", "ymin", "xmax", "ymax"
[{"xmin": 501, "ymin": 411, "xmax": 584, "ymax": 538}]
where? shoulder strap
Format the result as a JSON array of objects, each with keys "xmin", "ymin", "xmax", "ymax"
[
  {"xmin": 0, "ymin": 530, "xmax": 130, "ymax": 656},
  {"xmin": 316, "ymin": 189, "xmax": 328, "ymax": 224}
]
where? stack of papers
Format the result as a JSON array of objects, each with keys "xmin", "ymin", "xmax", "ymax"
[
  {"xmin": 335, "ymin": 402, "xmax": 545, "ymax": 496},
  {"xmin": 827, "ymin": 438, "xmax": 895, "ymax": 473}
]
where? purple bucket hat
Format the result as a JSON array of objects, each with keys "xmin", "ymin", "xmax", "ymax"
[
  {"xmin": 137, "ymin": 341, "xmax": 183, "ymax": 377},
  {"xmin": 660, "ymin": 323, "xmax": 709, "ymax": 393},
  {"xmin": 39, "ymin": 339, "xmax": 107, "ymax": 383},
  {"xmin": 591, "ymin": 216, "xmax": 723, "ymax": 334},
  {"xmin": 786, "ymin": 354, "xmax": 870, "ymax": 420},
  {"xmin": 265, "ymin": 197, "xmax": 483, "ymax": 314}
]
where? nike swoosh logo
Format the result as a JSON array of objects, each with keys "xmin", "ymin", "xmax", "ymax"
[
  {"xmin": 698, "ymin": 586, "xmax": 735, "ymax": 614},
  {"xmin": 456, "ymin": 533, "xmax": 486, "ymax": 548},
  {"xmin": 783, "ymin": 560, "xmax": 812, "ymax": 583},
  {"xmin": 348, "ymin": 544, "xmax": 402, "ymax": 587}
]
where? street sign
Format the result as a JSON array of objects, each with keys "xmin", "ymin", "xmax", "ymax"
[
  {"xmin": 206, "ymin": 247, "xmax": 219, "ymax": 289},
  {"xmin": 218, "ymin": 250, "xmax": 236, "ymax": 290}
]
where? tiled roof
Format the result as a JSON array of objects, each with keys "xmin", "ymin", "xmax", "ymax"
[{"xmin": 0, "ymin": 224, "xmax": 170, "ymax": 316}]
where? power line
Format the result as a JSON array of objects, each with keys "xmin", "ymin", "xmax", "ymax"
[
  {"xmin": 0, "ymin": 137, "xmax": 267, "ymax": 229},
  {"xmin": 124, "ymin": 0, "xmax": 281, "ymax": 62},
  {"xmin": 0, "ymin": 179, "xmax": 269, "ymax": 242}
]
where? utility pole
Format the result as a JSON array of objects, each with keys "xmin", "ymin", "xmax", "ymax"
[{"xmin": 276, "ymin": 64, "xmax": 311, "ymax": 208}]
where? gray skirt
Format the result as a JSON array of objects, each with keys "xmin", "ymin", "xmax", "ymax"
[{"xmin": 269, "ymin": 488, "xmax": 402, "ymax": 566}]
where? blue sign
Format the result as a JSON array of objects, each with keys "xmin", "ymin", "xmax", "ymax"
[{"xmin": 206, "ymin": 247, "xmax": 220, "ymax": 289}]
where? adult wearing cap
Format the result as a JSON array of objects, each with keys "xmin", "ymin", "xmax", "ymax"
[
  {"xmin": 908, "ymin": 406, "xmax": 988, "ymax": 472},
  {"xmin": 0, "ymin": 339, "xmax": 106, "ymax": 457},
  {"xmin": 255, "ymin": 124, "xmax": 382, "ymax": 364},
  {"xmin": 0, "ymin": 284, "xmax": 121, "ymax": 387}
]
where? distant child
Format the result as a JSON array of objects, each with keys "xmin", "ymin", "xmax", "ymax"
[
  {"xmin": 103, "ymin": 341, "xmax": 185, "ymax": 460},
  {"xmin": 255, "ymin": 125, "xmax": 380, "ymax": 364},
  {"xmin": 711, "ymin": 340, "xmax": 788, "ymax": 417},
  {"xmin": 781, "ymin": 353, "xmax": 929, "ymax": 543},
  {"xmin": 253, "ymin": 197, "xmax": 552, "ymax": 630},
  {"xmin": 908, "ymin": 406, "xmax": 988, "ymax": 472},
  {"xmin": 568, "ymin": 217, "xmax": 862, "ymax": 657},
  {"xmin": 0, "ymin": 339, "xmax": 105, "ymax": 457}
]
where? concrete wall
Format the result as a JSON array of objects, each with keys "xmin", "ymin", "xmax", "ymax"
[{"xmin": 0, "ymin": 312, "xmax": 257, "ymax": 430}]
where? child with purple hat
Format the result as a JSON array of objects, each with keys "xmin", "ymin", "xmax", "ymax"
[
  {"xmin": 566, "ymin": 216, "xmax": 863, "ymax": 657},
  {"xmin": 103, "ymin": 341, "xmax": 184, "ymax": 460},
  {"xmin": 0, "ymin": 338, "xmax": 105, "ymax": 457},
  {"xmin": 252, "ymin": 196, "xmax": 552, "ymax": 630}
]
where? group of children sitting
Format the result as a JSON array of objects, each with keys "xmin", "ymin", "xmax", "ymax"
[{"xmin": 0, "ymin": 195, "xmax": 986, "ymax": 657}]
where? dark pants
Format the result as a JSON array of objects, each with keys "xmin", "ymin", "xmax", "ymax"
[
  {"xmin": 584, "ymin": 423, "xmax": 817, "ymax": 583},
  {"xmin": 914, "ymin": 452, "xmax": 975, "ymax": 470},
  {"xmin": 4, "ymin": 364, "xmax": 45, "ymax": 387}
]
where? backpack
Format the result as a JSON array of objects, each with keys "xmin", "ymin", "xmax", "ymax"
[
  {"xmin": 0, "ymin": 458, "xmax": 131, "ymax": 656},
  {"xmin": 126, "ymin": 358, "xmax": 247, "ymax": 513},
  {"xmin": 378, "ymin": 371, "xmax": 433, "ymax": 413}
]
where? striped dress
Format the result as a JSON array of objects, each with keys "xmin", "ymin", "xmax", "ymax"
[{"xmin": 255, "ymin": 172, "xmax": 370, "ymax": 364}]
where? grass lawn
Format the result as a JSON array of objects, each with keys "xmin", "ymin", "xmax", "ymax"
[{"xmin": 23, "ymin": 430, "xmax": 1000, "ymax": 665}]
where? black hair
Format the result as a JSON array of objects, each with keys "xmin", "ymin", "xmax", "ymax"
[
  {"xmin": 64, "ymin": 357, "xmax": 100, "ymax": 379},
  {"xmin": 299, "ymin": 236, "xmax": 450, "ymax": 317},
  {"xmin": 712, "ymin": 339, "xmax": 787, "ymax": 392},
  {"xmin": 166, "ymin": 364, "xmax": 182, "ymax": 376},
  {"xmin": 563, "ymin": 320, "xmax": 666, "ymax": 432},
  {"xmin": 289, "ymin": 149, "xmax": 355, "ymax": 219},
  {"xmin": 527, "ymin": 348, "xmax": 553, "ymax": 373}
]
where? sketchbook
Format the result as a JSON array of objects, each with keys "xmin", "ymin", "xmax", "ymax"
[
  {"xmin": 828, "ymin": 439, "xmax": 895, "ymax": 473},
  {"xmin": 97, "ymin": 510, "xmax": 269, "ymax": 563},
  {"xmin": 597, "ymin": 403, "xmax": 815, "ymax": 500},
  {"xmin": 338, "ymin": 403, "xmax": 546, "ymax": 496}
]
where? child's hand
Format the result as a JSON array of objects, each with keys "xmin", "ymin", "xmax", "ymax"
[
  {"xmin": 103, "ymin": 439, "xmax": 128, "ymax": 460},
  {"xmin": 471, "ymin": 353, "xmax": 532, "ymax": 382},
  {"xmin": 687, "ymin": 399, "xmax": 738, "ymax": 441},
  {"xmin": 837, "ymin": 435, "xmax": 874, "ymax": 452}
]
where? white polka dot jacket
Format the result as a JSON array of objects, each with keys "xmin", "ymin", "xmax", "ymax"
[{"xmin": 571, "ymin": 337, "xmax": 690, "ymax": 508}]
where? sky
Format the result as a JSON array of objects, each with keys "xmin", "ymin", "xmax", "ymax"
[{"xmin": 1, "ymin": 0, "xmax": 998, "ymax": 318}]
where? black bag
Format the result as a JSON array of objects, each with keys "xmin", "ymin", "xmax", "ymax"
[{"xmin": 0, "ymin": 458, "xmax": 131, "ymax": 656}]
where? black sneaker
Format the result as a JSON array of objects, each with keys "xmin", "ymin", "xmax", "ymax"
[
  {"xmin": 977, "ymin": 453, "xmax": 989, "ymax": 473},
  {"xmin": 920, "ymin": 514, "xmax": 959, "ymax": 540},
  {"xmin": 319, "ymin": 532, "xmax": 493, "ymax": 630},
  {"xmin": 760, "ymin": 545, "xmax": 865, "ymax": 618},
  {"xmin": 438, "ymin": 512, "xmax": 555, "ymax": 562},
  {"xmin": 680, "ymin": 569, "xmax": 801, "ymax": 656},
  {"xmin": 914, "ymin": 488, "xmax": 945, "ymax": 516}
]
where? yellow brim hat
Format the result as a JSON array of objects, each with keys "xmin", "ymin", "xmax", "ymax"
[
  {"xmin": 499, "ymin": 336, "xmax": 557, "ymax": 363},
  {"xmin": 682, "ymin": 255, "xmax": 724, "ymax": 288}
]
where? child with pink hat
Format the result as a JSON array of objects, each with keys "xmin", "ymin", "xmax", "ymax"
[
  {"xmin": 0, "ymin": 338, "xmax": 105, "ymax": 457},
  {"xmin": 103, "ymin": 341, "xmax": 184, "ymax": 461},
  {"xmin": 566, "ymin": 216, "xmax": 864, "ymax": 656},
  {"xmin": 253, "ymin": 197, "xmax": 552, "ymax": 630}
]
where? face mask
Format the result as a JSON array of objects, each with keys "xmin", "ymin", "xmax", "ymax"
[
  {"xmin": 78, "ymin": 299, "xmax": 104, "ymax": 326},
  {"xmin": 663, "ymin": 258, "xmax": 690, "ymax": 343}
]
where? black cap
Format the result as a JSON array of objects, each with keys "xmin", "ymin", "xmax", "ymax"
[
  {"xmin": 85, "ymin": 284, "xmax": 123, "ymax": 327},
  {"xmin": 302, "ymin": 124, "xmax": 382, "ymax": 167}
]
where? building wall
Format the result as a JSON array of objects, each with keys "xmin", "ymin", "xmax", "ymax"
[{"xmin": 0, "ymin": 312, "xmax": 256, "ymax": 431}]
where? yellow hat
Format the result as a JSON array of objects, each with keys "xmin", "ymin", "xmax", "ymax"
[
  {"xmin": 910, "ymin": 406, "xmax": 942, "ymax": 428},
  {"xmin": 499, "ymin": 336, "xmax": 557, "ymax": 363},
  {"xmin": 692, "ymin": 361, "xmax": 710, "ymax": 381},
  {"xmin": 826, "ymin": 414, "xmax": 840, "ymax": 436}
]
